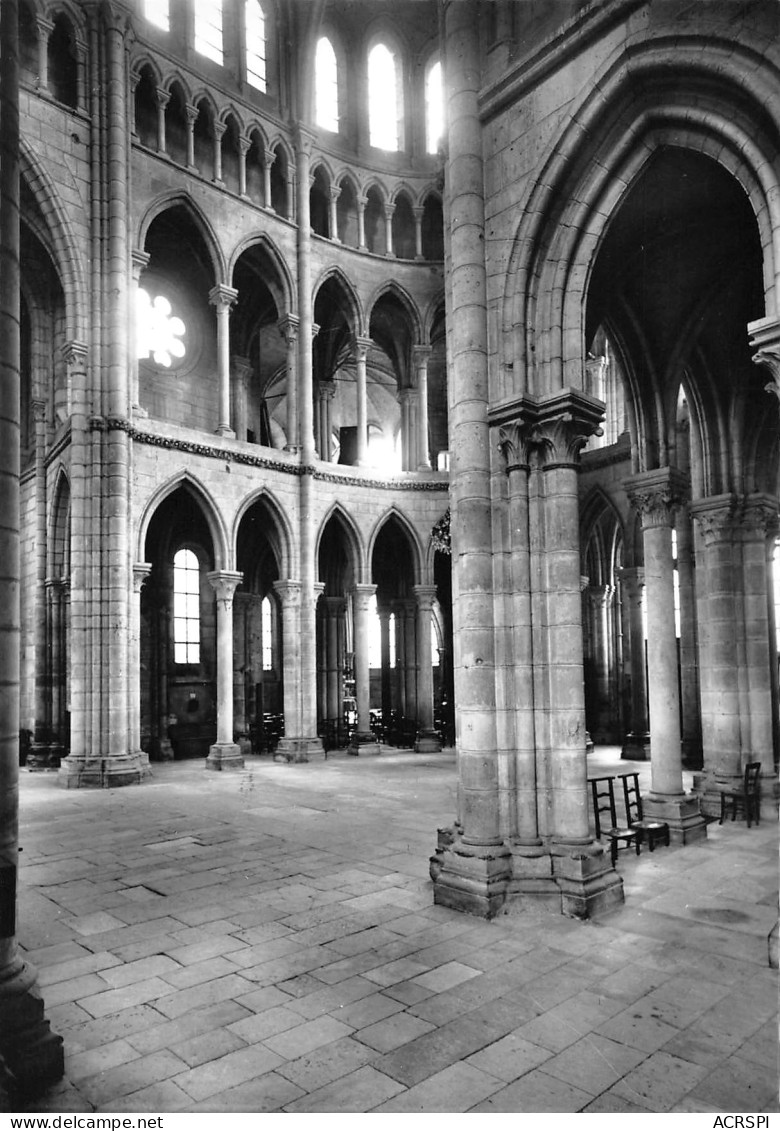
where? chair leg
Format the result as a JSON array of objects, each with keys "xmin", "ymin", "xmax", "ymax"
[
  {"xmin": 611, "ymin": 840, "xmax": 617, "ymax": 867},
  {"xmin": 719, "ymin": 793, "xmax": 725, "ymax": 825}
]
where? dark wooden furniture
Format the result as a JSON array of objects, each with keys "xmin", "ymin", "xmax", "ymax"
[
  {"xmin": 719, "ymin": 762, "xmax": 762, "ymax": 827},
  {"xmin": 590, "ymin": 776, "xmax": 641, "ymax": 866},
  {"xmin": 618, "ymin": 772, "xmax": 670, "ymax": 852}
]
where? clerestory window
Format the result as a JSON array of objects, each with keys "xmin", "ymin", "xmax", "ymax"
[
  {"xmin": 425, "ymin": 59, "xmax": 444, "ymax": 155},
  {"xmin": 245, "ymin": 0, "xmax": 267, "ymax": 92},
  {"xmin": 315, "ymin": 36, "xmax": 339, "ymax": 132},
  {"xmin": 195, "ymin": 0, "xmax": 223, "ymax": 65},
  {"xmin": 368, "ymin": 42, "xmax": 402, "ymax": 150},
  {"xmin": 144, "ymin": 0, "xmax": 169, "ymax": 31},
  {"xmin": 173, "ymin": 549, "xmax": 201, "ymax": 664}
]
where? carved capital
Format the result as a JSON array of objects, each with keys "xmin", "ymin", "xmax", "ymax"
[
  {"xmin": 352, "ymin": 583, "xmax": 377, "ymax": 614},
  {"xmin": 413, "ymin": 584, "xmax": 437, "ymax": 613},
  {"xmin": 278, "ymin": 314, "xmax": 300, "ymax": 346},
  {"xmin": 737, "ymin": 493, "xmax": 780, "ymax": 539},
  {"xmin": 689, "ymin": 494, "xmax": 738, "ymax": 546},
  {"xmin": 132, "ymin": 562, "xmax": 153, "ymax": 593},
  {"xmin": 318, "ymin": 381, "xmax": 336, "ymax": 402},
  {"xmin": 492, "ymin": 390, "xmax": 604, "ymax": 470},
  {"xmin": 272, "ymin": 579, "xmax": 302, "ymax": 608},
  {"xmin": 625, "ymin": 468, "xmax": 689, "ymax": 529},
  {"xmin": 207, "ymin": 570, "xmax": 243, "ymax": 607},
  {"xmin": 618, "ymin": 566, "xmax": 644, "ymax": 604},
  {"xmin": 62, "ymin": 340, "xmax": 88, "ymax": 368},
  {"xmin": 208, "ymin": 284, "xmax": 239, "ymax": 312},
  {"xmin": 353, "ymin": 335, "xmax": 372, "ymax": 362},
  {"xmin": 748, "ymin": 314, "xmax": 780, "ymax": 405}
]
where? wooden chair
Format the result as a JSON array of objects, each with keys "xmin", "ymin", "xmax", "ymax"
[
  {"xmin": 719, "ymin": 762, "xmax": 762, "ymax": 828},
  {"xmin": 590, "ymin": 776, "xmax": 641, "ymax": 866},
  {"xmin": 618, "ymin": 772, "xmax": 670, "ymax": 852}
]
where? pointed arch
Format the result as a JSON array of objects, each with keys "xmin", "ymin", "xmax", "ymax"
[
  {"xmin": 19, "ymin": 140, "xmax": 87, "ymax": 342},
  {"xmin": 137, "ymin": 192, "xmax": 226, "ymax": 284},
  {"xmin": 367, "ymin": 507, "xmax": 423, "ymax": 585},
  {"xmin": 367, "ymin": 280, "xmax": 422, "ymax": 344},
  {"xmin": 232, "ymin": 487, "xmax": 294, "ymax": 580},
  {"xmin": 228, "ymin": 231, "xmax": 294, "ymax": 317},
  {"xmin": 312, "ymin": 265, "xmax": 364, "ymax": 335},
  {"xmin": 136, "ymin": 471, "xmax": 230, "ymax": 571},
  {"xmin": 316, "ymin": 503, "xmax": 366, "ymax": 585}
]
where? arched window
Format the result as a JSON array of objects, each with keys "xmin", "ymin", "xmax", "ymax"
[
  {"xmin": 48, "ymin": 13, "xmax": 78, "ymax": 108},
  {"xmin": 144, "ymin": 0, "xmax": 169, "ymax": 32},
  {"xmin": 173, "ymin": 549, "xmax": 200, "ymax": 664},
  {"xmin": 195, "ymin": 0, "xmax": 223, "ymax": 65},
  {"xmin": 368, "ymin": 42, "xmax": 401, "ymax": 150},
  {"xmin": 315, "ymin": 36, "xmax": 339, "ymax": 132},
  {"xmin": 262, "ymin": 596, "xmax": 273, "ymax": 670},
  {"xmin": 425, "ymin": 59, "xmax": 443, "ymax": 154},
  {"xmin": 245, "ymin": 0, "xmax": 266, "ymax": 92}
]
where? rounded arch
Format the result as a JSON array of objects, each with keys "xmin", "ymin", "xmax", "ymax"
[
  {"xmin": 232, "ymin": 487, "xmax": 294, "ymax": 580},
  {"xmin": 228, "ymin": 232, "xmax": 294, "ymax": 316},
  {"xmin": 161, "ymin": 71, "xmax": 193, "ymax": 103},
  {"xmin": 315, "ymin": 503, "xmax": 366, "ymax": 585},
  {"xmin": 136, "ymin": 471, "xmax": 230, "ymax": 571},
  {"xmin": 361, "ymin": 177, "xmax": 389, "ymax": 207},
  {"xmin": 129, "ymin": 53, "xmax": 163, "ymax": 87},
  {"xmin": 20, "ymin": 140, "xmax": 87, "ymax": 343},
  {"xmin": 137, "ymin": 192, "xmax": 226, "ymax": 284},
  {"xmin": 218, "ymin": 104, "xmax": 246, "ymax": 132},
  {"xmin": 245, "ymin": 119, "xmax": 270, "ymax": 151},
  {"xmin": 367, "ymin": 507, "xmax": 423, "ymax": 585},
  {"xmin": 503, "ymin": 42, "xmax": 780, "ymax": 399}
]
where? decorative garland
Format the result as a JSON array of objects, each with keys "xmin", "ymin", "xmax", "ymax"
[{"xmin": 431, "ymin": 507, "xmax": 451, "ymax": 554}]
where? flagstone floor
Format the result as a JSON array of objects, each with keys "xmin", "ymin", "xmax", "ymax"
[{"xmin": 8, "ymin": 747, "xmax": 779, "ymax": 1114}]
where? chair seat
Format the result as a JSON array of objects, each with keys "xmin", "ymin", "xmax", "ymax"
[{"xmin": 630, "ymin": 818, "xmax": 670, "ymax": 851}]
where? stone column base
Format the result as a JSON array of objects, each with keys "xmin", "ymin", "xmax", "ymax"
[
  {"xmin": 26, "ymin": 744, "xmax": 64, "ymax": 771},
  {"xmin": 348, "ymin": 732, "xmax": 381, "ymax": 756},
  {"xmin": 58, "ymin": 752, "xmax": 146, "ymax": 788},
  {"xmin": 205, "ymin": 743, "xmax": 244, "ymax": 771},
  {"xmin": 414, "ymin": 730, "xmax": 442, "ymax": 753},
  {"xmin": 430, "ymin": 826, "xmax": 513, "ymax": 918},
  {"xmin": 622, "ymin": 732, "xmax": 650, "ymax": 760},
  {"xmin": 642, "ymin": 791, "xmax": 707, "ymax": 843},
  {"xmin": 274, "ymin": 736, "xmax": 325, "ymax": 763},
  {"xmin": 430, "ymin": 828, "xmax": 624, "ymax": 920},
  {"xmin": 0, "ymin": 958, "xmax": 63, "ymax": 1102},
  {"xmin": 550, "ymin": 842, "xmax": 625, "ymax": 919}
]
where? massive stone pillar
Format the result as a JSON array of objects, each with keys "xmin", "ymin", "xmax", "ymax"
[
  {"xmin": 206, "ymin": 571, "xmax": 244, "ymax": 770},
  {"xmin": 431, "ymin": 2, "xmax": 516, "ymax": 916},
  {"xmin": 349, "ymin": 584, "xmax": 380, "ymax": 755},
  {"xmin": 488, "ymin": 394, "xmax": 624, "ymax": 917},
  {"xmin": 0, "ymin": 0, "xmax": 64, "ymax": 1094},
  {"xmin": 691, "ymin": 493, "xmax": 779, "ymax": 814},
  {"xmin": 626, "ymin": 470, "xmax": 706, "ymax": 842},
  {"xmin": 273, "ymin": 580, "xmax": 302, "ymax": 749},
  {"xmin": 619, "ymin": 567, "xmax": 650, "ymax": 759},
  {"xmin": 414, "ymin": 585, "xmax": 441, "ymax": 752}
]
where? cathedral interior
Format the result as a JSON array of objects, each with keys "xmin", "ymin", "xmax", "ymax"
[{"xmin": 0, "ymin": 0, "xmax": 778, "ymax": 1114}]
